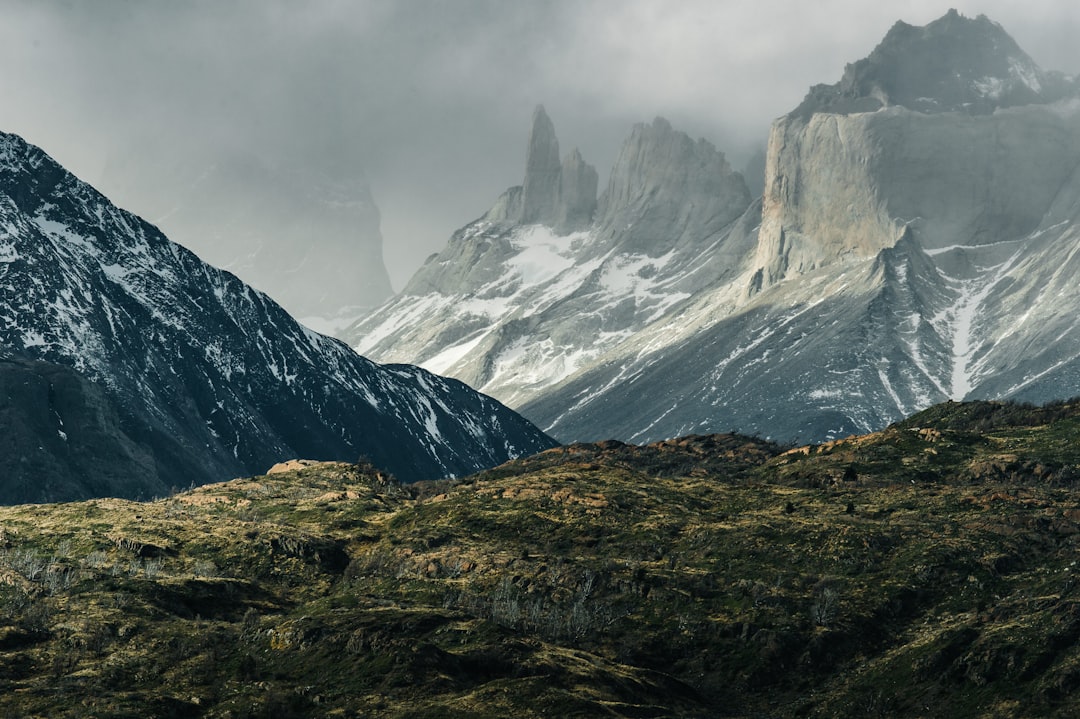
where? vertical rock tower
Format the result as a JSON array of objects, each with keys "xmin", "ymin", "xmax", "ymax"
[
  {"xmin": 488, "ymin": 105, "xmax": 599, "ymax": 233},
  {"xmin": 520, "ymin": 106, "xmax": 563, "ymax": 224}
]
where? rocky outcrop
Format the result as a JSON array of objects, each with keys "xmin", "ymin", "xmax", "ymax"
[
  {"xmin": 487, "ymin": 105, "xmax": 598, "ymax": 233},
  {"xmin": 594, "ymin": 117, "xmax": 750, "ymax": 256}
]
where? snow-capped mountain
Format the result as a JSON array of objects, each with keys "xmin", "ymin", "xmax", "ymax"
[
  {"xmin": 0, "ymin": 131, "xmax": 554, "ymax": 503},
  {"xmin": 348, "ymin": 107, "xmax": 752, "ymax": 407},
  {"xmin": 349, "ymin": 11, "xmax": 1080, "ymax": 445}
]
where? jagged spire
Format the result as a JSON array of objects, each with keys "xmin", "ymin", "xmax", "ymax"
[
  {"xmin": 595, "ymin": 117, "xmax": 749, "ymax": 255},
  {"xmin": 521, "ymin": 105, "xmax": 562, "ymax": 224},
  {"xmin": 487, "ymin": 105, "xmax": 598, "ymax": 233},
  {"xmin": 556, "ymin": 147, "xmax": 599, "ymax": 232}
]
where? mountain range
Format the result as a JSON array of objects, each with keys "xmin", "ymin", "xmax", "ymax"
[
  {"xmin": 0, "ymin": 130, "xmax": 554, "ymax": 503},
  {"xmin": 4, "ymin": 10, "xmax": 1080, "ymax": 716},
  {"xmin": 348, "ymin": 10, "xmax": 1080, "ymax": 445}
]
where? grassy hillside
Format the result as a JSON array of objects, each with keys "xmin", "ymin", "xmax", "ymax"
[{"xmin": 3, "ymin": 401, "xmax": 1080, "ymax": 716}]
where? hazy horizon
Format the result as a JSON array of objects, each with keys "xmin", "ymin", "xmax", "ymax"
[{"xmin": 1, "ymin": 0, "xmax": 1078, "ymax": 290}]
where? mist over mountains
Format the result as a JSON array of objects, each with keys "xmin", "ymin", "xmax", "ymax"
[
  {"xmin": 5, "ymin": 8, "xmax": 1080, "ymax": 494},
  {"xmin": 352, "ymin": 10, "xmax": 1080, "ymax": 444},
  {"xmin": 5, "ymin": 10, "xmax": 1080, "ymax": 717},
  {"xmin": 99, "ymin": 139, "xmax": 394, "ymax": 333}
]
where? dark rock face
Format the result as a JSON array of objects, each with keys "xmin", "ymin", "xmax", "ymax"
[
  {"xmin": 0, "ymin": 355, "xmax": 162, "ymax": 503},
  {"xmin": 794, "ymin": 9, "xmax": 1076, "ymax": 118},
  {"xmin": 0, "ymin": 131, "xmax": 555, "ymax": 502},
  {"xmin": 556, "ymin": 148, "xmax": 599, "ymax": 232},
  {"xmin": 741, "ymin": 147, "xmax": 767, "ymax": 199}
]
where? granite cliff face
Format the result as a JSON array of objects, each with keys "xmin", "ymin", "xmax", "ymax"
[
  {"xmin": 353, "ymin": 11, "xmax": 1080, "ymax": 446},
  {"xmin": 0, "ymin": 131, "xmax": 554, "ymax": 502},
  {"xmin": 754, "ymin": 103, "xmax": 1080, "ymax": 286},
  {"xmin": 594, "ymin": 117, "xmax": 750, "ymax": 259}
]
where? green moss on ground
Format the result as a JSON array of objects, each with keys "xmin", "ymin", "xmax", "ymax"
[{"xmin": 1, "ymin": 402, "xmax": 1080, "ymax": 716}]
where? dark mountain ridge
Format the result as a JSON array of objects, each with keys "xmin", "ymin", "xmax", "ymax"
[{"xmin": 0, "ymin": 130, "xmax": 555, "ymax": 502}]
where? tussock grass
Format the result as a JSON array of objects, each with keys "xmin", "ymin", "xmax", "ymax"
[{"xmin": 1, "ymin": 403, "xmax": 1080, "ymax": 716}]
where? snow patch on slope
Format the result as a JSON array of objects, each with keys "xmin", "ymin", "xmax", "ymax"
[
  {"xmin": 421, "ymin": 333, "xmax": 487, "ymax": 375},
  {"xmin": 930, "ymin": 249, "xmax": 1023, "ymax": 399},
  {"xmin": 505, "ymin": 225, "xmax": 583, "ymax": 284}
]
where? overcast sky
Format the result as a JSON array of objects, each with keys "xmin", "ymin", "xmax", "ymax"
[{"xmin": 1, "ymin": 0, "xmax": 1078, "ymax": 289}]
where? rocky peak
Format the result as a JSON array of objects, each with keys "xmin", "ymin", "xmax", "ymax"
[
  {"xmin": 0, "ymin": 129, "xmax": 556, "ymax": 500},
  {"xmin": 555, "ymin": 147, "xmax": 599, "ymax": 232},
  {"xmin": 521, "ymin": 105, "xmax": 562, "ymax": 224},
  {"xmin": 794, "ymin": 9, "xmax": 1076, "ymax": 118},
  {"xmin": 594, "ymin": 117, "xmax": 751, "ymax": 255},
  {"xmin": 486, "ymin": 105, "xmax": 598, "ymax": 233},
  {"xmin": 754, "ymin": 10, "xmax": 1080, "ymax": 290}
]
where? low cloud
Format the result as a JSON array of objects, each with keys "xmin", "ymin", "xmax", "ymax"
[{"xmin": 0, "ymin": 0, "xmax": 1076, "ymax": 288}]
